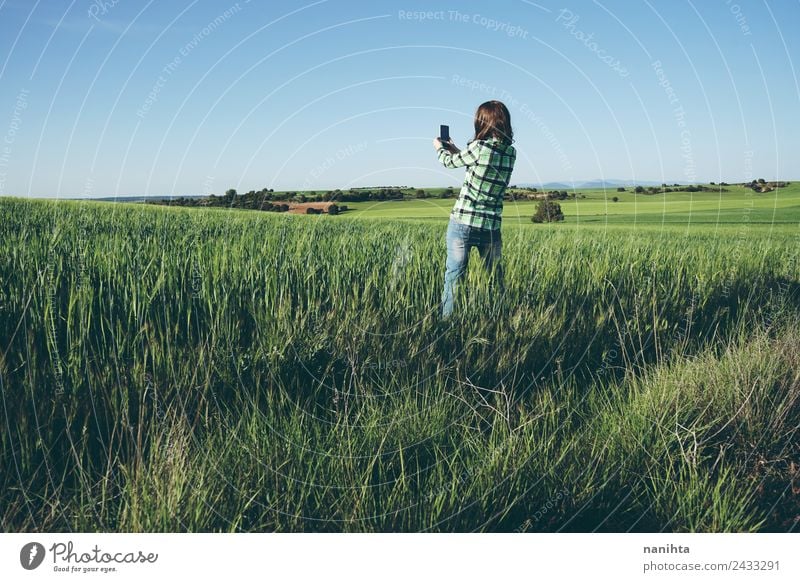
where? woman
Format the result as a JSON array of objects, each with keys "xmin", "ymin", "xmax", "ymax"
[{"xmin": 433, "ymin": 100, "xmax": 516, "ymax": 318}]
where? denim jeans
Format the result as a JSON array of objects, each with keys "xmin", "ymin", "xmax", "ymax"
[{"xmin": 440, "ymin": 218, "xmax": 504, "ymax": 318}]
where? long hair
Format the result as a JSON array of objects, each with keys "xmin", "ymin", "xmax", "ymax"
[{"xmin": 473, "ymin": 100, "xmax": 513, "ymax": 144}]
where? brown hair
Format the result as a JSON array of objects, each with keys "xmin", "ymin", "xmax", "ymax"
[{"xmin": 473, "ymin": 100, "xmax": 513, "ymax": 144}]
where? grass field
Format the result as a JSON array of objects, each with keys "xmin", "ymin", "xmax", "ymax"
[
  {"xmin": 1, "ymin": 189, "xmax": 799, "ymax": 532},
  {"xmin": 343, "ymin": 183, "xmax": 800, "ymax": 230}
]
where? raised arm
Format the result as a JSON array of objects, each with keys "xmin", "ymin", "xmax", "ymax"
[{"xmin": 436, "ymin": 140, "xmax": 481, "ymax": 169}]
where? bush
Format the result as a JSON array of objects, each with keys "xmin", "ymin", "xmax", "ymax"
[
  {"xmin": 617, "ymin": 187, "xmax": 625, "ymax": 192},
  {"xmin": 531, "ymin": 200, "xmax": 565, "ymax": 223},
  {"xmin": 612, "ymin": 196, "xmax": 619, "ymax": 202},
  {"xmin": 328, "ymin": 204, "xmax": 339, "ymax": 215},
  {"xmin": 634, "ymin": 186, "xmax": 645, "ymax": 193}
]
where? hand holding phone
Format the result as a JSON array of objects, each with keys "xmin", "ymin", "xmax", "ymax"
[
  {"xmin": 435, "ymin": 125, "xmax": 460, "ymax": 153},
  {"xmin": 437, "ymin": 125, "xmax": 460, "ymax": 153}
]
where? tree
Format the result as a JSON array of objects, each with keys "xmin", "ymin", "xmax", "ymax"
[
  {"xmin": 616, "ymin": 187, "xmax": 625, "ymax": 192},
  {"xmin": 634, "ymin": 185, "xmax": 645, "ymax": 193},
  {"xmin": 612, "ymin": 196, "xmax": 619, "ymax": 202},
  {"xmin": 531, "ymin": 200, "xmax": 565, "ymax": 223},
  {"xmin": 328, "ymin": 203, "xmax": 340, "ymax": 215},
  {"xmin": 225, "ymin": 188, "xmax": 237, "ymax": 198}
]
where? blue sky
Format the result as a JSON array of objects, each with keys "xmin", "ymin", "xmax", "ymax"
[{"xmin": 0, "ymin": 0, "xmax": 797, "ymax": 197}]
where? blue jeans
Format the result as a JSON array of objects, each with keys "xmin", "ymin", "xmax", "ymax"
[{"xmin": 440, "ymin": 218, "xmax": 504, "ymax": 318}]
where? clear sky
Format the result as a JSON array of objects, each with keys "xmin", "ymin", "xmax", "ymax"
[{"xmin": 0, "ymin": 0, "xmax": 797, "ymax": 197}]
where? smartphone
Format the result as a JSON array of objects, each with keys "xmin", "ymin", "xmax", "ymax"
[{"xmin": 439, "ymin": 124, "xmax": 450, "ymax": 143}]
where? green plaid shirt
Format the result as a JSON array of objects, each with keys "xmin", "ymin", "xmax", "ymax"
[{"xmin": 437, "ymin": 137, "xmax": 516, "ymax": 231}]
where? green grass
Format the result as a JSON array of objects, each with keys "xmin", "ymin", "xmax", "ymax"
[
  {"xmin": 1, "ymin": 196, "xmax": 798, "ymax": 532},
  {"xmin": 343, "ymin": 183, "xmax": 800, "ymax": 232}
]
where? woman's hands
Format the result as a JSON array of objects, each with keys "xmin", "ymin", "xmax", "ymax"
[{"xmin": 433, "ymin": 138, "xmax": 459, "ymax": 153}]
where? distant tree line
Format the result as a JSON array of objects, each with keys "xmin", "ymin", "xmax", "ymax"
[
  {"xmin": 150, "ymin": 187, "xmax": 422, "ymax": 210},
  {"xmin": 506, "ymin": 188, "xmax": 579, "ymax": 201},
  {"xmin": 150, "ymin": 179, "xmax": 787, "ymax": 213},
  {"xmin": 629, "ymin": 183, "xmax": 730, "ymax": 194},
  {"xmin": 148, "ymin": 189, "xmax": 292, "ymax": 212},
  {"xmin": 414, "ymin": 187, "xmax": 457, "ymax": 199},
  {"xmin": 324, "ymin": 188, "xmax": 405, "ymax": 202}
]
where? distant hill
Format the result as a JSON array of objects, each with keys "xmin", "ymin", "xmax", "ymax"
[
  {"xmin": 76, "ymin": 195, "xmax": 206, "ymax": 202},
  {"xmin": 516, "ymin": 179, "xmax": 688, "ymax": 190}
]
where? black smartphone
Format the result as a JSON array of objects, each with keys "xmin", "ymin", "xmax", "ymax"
[{"xmin": 439, "ymin": 124, "xmax": 450, "ymax": 143}]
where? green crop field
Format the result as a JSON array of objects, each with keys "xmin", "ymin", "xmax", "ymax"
[
  {"xmin": 1, "ymin": 192, "xmax": 799, "ymax": 532},
  {"xmin": 342, "ymin": 183, "xmax": 800, "ymax": 230}
]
